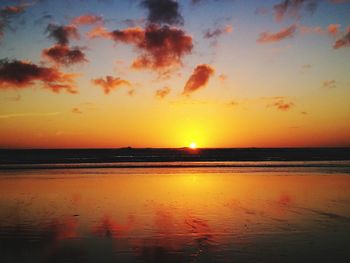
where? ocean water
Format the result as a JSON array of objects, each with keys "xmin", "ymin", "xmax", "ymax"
[{"xmin": 1, "ymin": 163, "xmax": 350, "ymax": 262}]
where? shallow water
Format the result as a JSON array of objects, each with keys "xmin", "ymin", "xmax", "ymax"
[{"xmin": 1, "ymin": 166, "xmax": 350, "ymax": 262}]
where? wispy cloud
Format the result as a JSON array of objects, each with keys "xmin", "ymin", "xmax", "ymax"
[
  {"xmin": 155, "ymin": 86, "xmax": 171, "ymax": 99},
  {"xmin": 92, "ymin": 75, "xmax": 132, "ymax": 94},
  {"xmin": 257, "ymin": 25, "xmax": 296, "ymax": 43},
  {"xmin": 0, "ymin": 4, "xmax": 27, "ymax": 40},
  {"xmin": 333, "ymin": 28, "xmax": 350, "ymax": 49},
  {"xmin": 266, "ymin": 97, "xmax": 295, "ymax": 111},
  {"xmin": 71, "ymin": 14, "xmax": 104, "ymax": 26},
  {"xmin": 322, "ymin": 80, "xmax": 337, "ymax": 88},
  {"xmin": 273, "ymin": 0, "xmax": 318, "ymax": 22},
  {"xmin": 0, "ymin": 112, "xmax": 60, "ymax": 119}
]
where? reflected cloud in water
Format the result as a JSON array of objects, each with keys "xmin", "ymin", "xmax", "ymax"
[{"xmin": 1, "ymin": 169, "xmax": 350, "ymax": 262}]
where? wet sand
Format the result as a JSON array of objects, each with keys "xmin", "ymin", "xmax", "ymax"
[{"xmin": 1, "ymin": 166, "xmax": 350, "ymax": 262}]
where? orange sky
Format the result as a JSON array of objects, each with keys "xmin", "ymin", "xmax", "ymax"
[{"xmin": 0, "ymin": 0, "xmax": 349, "ymax": 148}]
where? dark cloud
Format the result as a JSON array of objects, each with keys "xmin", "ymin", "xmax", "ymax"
[
  {"xmin": 92, "ymin": 75, "xmax": 132, "ymax": 94},
  {"xmin": 333, "ymin": 29, "xmax": 350, "ymax": 49},
  {"xmin": 257, "ymin": 25, "xmax": 296, "ymax": 43},
  {"xmin": 267, "ymin": 98, "xmax": 295, "ymax": 111},
  {"xmin": 89, "ymin": 24, "xmax": 193, "ymax": 72},
  {"xmin": 71, "ymin": 14, "xmax": 104, "ymax": 25},
  {"xmin": 44, "ymin": 23, "xmax": 88, "ymax": 67},
  {"xmin": 110, "ymin": 27, "xmax": 145, "ymax": 44},
  {"xmin": 183, "ymin": 64, "xmax": 214, "ymax": 96},
  {"xmin": 132, "ymin": 24, "xmax": 193, "ymax": 71},
  {"xmin": 46, "ymin": 24, "xmax": 79, "ymax": 45},
  {"xmin": 42, "ymin": 44, "xmax": 88, "ymax": 66},
  {"xmin": 155, "ymin": 86, "xmax": 171, "ymax": 99},
  {"xmin": 273, "ymin": 0, "xmax": 318, "ymax": 22},
  {"xmin": 0, "ymin": 59, "xmax": 78, "ymax": 94},
  {"xmin": 141, "ymin": 0, "xmax": 183, "ymax": 25}
]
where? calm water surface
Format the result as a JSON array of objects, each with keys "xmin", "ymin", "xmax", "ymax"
[{"xmin": 1, "ymin": 165, "xmax": 350, "ymax": 262}]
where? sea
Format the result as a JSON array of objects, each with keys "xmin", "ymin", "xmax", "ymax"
[{"xmin": 0, "ymin": 148, "xmax": 350, "ymax": 262}]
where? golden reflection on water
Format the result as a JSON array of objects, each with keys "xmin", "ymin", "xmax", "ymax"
[{"xmin": 1, "ymin": 169, "xmax": 350, "ymax": 262}]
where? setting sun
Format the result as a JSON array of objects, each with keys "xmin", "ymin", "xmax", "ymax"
[{"xmin": 189, "ymin": 142, "xmax": 197, "ymax": 149}]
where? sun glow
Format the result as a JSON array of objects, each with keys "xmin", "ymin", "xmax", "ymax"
[{"xmin": 189, "ymin": 142, "xmax": 197, "ymax": 149}]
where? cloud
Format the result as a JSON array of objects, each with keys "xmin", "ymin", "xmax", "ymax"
[
  {"xmin": 333, "ymin": 28, "xmax": 350, "ymax": 49},
  {"xmin": 273, "ymin": 0, "xmax": 318, "ymax": 22},
  {"xmin": 204, "ymin": 24, "xmax": 233, "ymax": 43},
  {"xmin": 46, "ymin": 23, "xmax": 79, "ymax": 45},
  {"xmin": 327, "ymin": 23, "xmax": 341, "ymax": 36},
  {"xmin": 71, "ymin": 14, "xmax": 104, "ymax": 26},
  {"xmin": 92, "ymin": 75, "xmax": 132, "ymax": 94},
  {"xmin": 267, "ymin": 98, "xmax": 295, "ymax": 111},
  {"xmin": 255, "ymin": 7, "xmax": 270, "ymax": 15},
  {"xmin": 155, "ymin": 86, "xmax": 171, "ymax": 99},
  {"xmin": 42, "ymin": 44, "xmax": 88, "ymax": 66},
  {"xmin": 0, "ymin": 59, "xmax": 78, "ymax": 94},
  {"xmin": 227, "ymin": 100, "xmax": 239, "ymax": 107},
  {"xmin": 257, "ymin": 25, "xmax": 296, "ymax": 43},
  {"xmin": 0, "ymin": 6, "xmax": 25, "ymax": 16},
  {"xmin": 131, "ymin": 24, "xmax": 193, "ymax": 71},
  {"xmin": 301, "ymin": 64, "xmax": 312, "ymax": 69},
  {"xmin": 191, "ymin": 0, "xmax": 235, "ymax": 5},
  {"xmin": 87, "ymin": 26, "xmax": 110, "ymax": 39},
  {"xmin": 0, "ymin": 5, "xmax": 27, "ymax": 40},
  {"xmin": 329, "ymin": 0, "xmax": 350, "ymax": 3},
  {"xmin": 33, "ymin": 13, "xmax": 53, "ymax": 26},
  {"xmin": 183, "ymin": 64, "xmax": 215, "ymax": 96},
  {"xmin": 299, "ymin": 25, "xmax": 324, "ymax": 35},
  {"xmin": 322, "ymin": 80, "xmax": 337, "ymax": 88},
  {"xmin": 218, "ymin": 74, "xmax": 228, "ymax": 81},
  {"xmin": 88, "ymin": 26, "xmax": 145, "ymax": 43},
  {"xmin": 90, "ymin": 24, "xmax": 193, "ymax": 72},
  {"xmin": 141, "ymin": 0, "xmax": 183, "ymax": 25},
  {"xmin": 110, "ymin": 27, "xmax": 145, "ymax": 44},
  {"xmin": 0, "ymin": 112, "xmax": 60, "ymax": 119},
  {"xmin": 71, "ymin": 107, "xmax": 82, "ymax": 114},
  {"xmin": 122, "ymin": 18, "xmax": 146, "ymax": 27},
  {"xmin": 44, "ymin": 23, "xmax": 88, "ymax": 67}
]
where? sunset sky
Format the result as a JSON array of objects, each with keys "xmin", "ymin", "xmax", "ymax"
[{"xmin": 0, "ymin": 0, "xmax": 349, "ymax": 148}]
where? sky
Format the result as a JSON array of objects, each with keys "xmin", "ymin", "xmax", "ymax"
[{"xmin": 0, "ymin": 0, "xmax": 349, "ymax": 148}]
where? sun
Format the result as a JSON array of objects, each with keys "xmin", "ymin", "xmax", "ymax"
[{"xmin": 189, "ymin": 142, "xmax": 197, "ymax": 149}]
